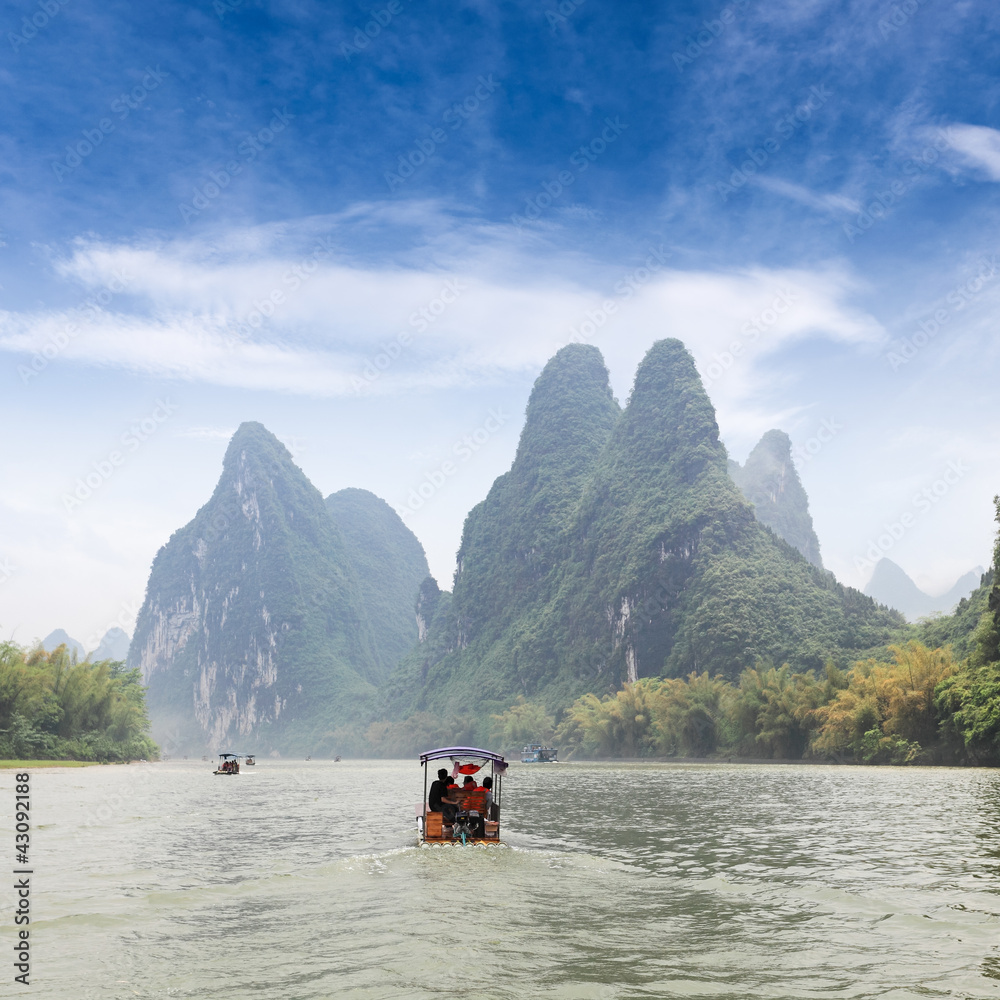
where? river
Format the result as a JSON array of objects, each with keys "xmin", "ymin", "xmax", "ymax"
[{"xmin": 7, "ymin": 759, "xmax": 1000, "ymax": 999}]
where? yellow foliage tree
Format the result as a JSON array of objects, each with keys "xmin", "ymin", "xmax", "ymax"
[{"xmin": 811, "ymin": 642, "xmax": 955, "ymax": 763}]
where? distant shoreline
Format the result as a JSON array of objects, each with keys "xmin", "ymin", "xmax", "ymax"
[
  {"xmin": 0, "ymin": 759, "xmax": 108, "ymax": 769},
  {"xmin": 555, "ymin": 756, "xmax": 998, "ymax": 768}
]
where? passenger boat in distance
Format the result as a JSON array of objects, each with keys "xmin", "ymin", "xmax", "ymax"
[
  {"xmin": 521, "ymin": 743, "xmax": 558, "ymax": 763},
  {"xmin": 244, "ymin": 754, "xmax": 255, "ymax": 766},
  {"xmin": 213, "ymin": 752, "xmax": 241, "ymax": 774},
  {"xmin": 417, "ymin": 746, "xmax": 507, "ymax": 846}
]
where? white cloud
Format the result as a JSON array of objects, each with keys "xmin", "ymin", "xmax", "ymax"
[
  {"xmin": 0, "ymin": 215, "xmax": 887, "ymax": 404},
  {"xmin": 753, "ymin": 176, "xmax": 861, "ymax": 215},
  {"xmin": 945, "ymin": 123, "xmax": 1000, "ymax": 181}
]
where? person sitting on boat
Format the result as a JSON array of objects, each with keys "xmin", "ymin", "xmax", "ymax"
[
  {"xmin": 458, "ymin": 776, "xmax": 487, "ymax": 837},
  {"xmin": 482, "ymin": 776, "xmax": 498, "ymax": 821},
  {"xmin": 428, "ymin": 768, "xmax": 459, "ymax": 825}
]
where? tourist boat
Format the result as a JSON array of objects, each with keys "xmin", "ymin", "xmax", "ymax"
[
  {"xmin": 520, "ymin": 743, "xmax": 558, "ymax": 763},
  {"xmin": 244, "ymin": 754, "xmax": 255, "ymax": 766},
  {"xmin": 213, "ymin": 753, "xmax": 241, "ymax": 774},
  {"xmin": 416, "ymin": 746, "xmax": 506, "ymax": 846}
]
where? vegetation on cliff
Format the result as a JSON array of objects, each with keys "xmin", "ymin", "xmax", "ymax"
[{"xmin": 391, "ymin": 340, "xmax": 904, "ymax": 729}]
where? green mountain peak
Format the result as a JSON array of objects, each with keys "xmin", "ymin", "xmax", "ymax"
[
  {"xmin": 730, "ymin": 428, "xmax": 823, "ymax": 568},
  {"xmin": 130, "ymin": 423, "xmax": 423, "ymax": 754}
]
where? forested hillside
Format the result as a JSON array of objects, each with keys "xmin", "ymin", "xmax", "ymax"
[{"xmin": 386, "ymin": 340, "xmax": 904, "ymax": 740}]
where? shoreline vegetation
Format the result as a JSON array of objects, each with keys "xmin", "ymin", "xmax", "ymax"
[
  {"xmin": 0, "ymin": 642, "xmax": 158, "ymax": 764},
  {"xmin": 0, "ymin": 759, "xmax": 101, "ymax": 768}
]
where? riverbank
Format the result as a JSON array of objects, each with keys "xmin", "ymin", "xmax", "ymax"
[{"xmin": 0, "ymin": 759, "xmax": 104, "ymax": 769}]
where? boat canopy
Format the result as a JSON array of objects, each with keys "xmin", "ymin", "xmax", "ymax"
[{"xmin": 419, "ymin": 746, "xmax": 507, "ymax": 765}]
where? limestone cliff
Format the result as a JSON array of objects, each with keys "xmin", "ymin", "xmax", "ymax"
[{"xmin": 129, "ymin": 422, "xmax": 382, "ymax": 754}]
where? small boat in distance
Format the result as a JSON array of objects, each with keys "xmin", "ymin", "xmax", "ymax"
[
  {"xmin": 521, "ymin": 743, "xmax": 558, "ymax": 763},
  {"xmin": 213, "ymin": 753, "xmax": 240, "ymax": 774},
  {"xmin": 245, "ymin": 754, "xmax": 255, "ymax": 766}
]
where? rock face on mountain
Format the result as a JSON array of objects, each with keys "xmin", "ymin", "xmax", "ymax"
[
  {"xmin": 729, "ymin": 430, "xmax": 823, "ymax": 568},
  {"xmin": 393, "ymin": 340, "xmax": 904, "ymax": 720},
  {"xmin": 129, "ymin": 422, "xmax": 426, "ymax": 754},
  {"xmin": 865, "ymin": 558, "xmax": 983, "ymax": 622},
  {"xmin": 324, "ymin": 488, "xmax": 429, "ymax": 672}
]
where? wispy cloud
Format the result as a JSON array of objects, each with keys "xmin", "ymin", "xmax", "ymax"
[
  {"xmin": 945, "ymin": 123, "xmax": 1000, "ymax": 181},
  {"xmin": 754, "ymin": 176, "xmax": 861, "ymax": 215},
  {"xmin": 1, "ymin": 212, "xmax": 888, "ymax": 401}
]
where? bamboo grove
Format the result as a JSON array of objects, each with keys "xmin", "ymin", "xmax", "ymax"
[{"xmin": 0, "ymin": 642, "xmax": 158, "ymax": 762}]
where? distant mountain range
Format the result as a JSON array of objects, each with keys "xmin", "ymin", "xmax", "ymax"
[
  {"xmin": 122, "ymin": 339, "xmax": 972, "ymax": 755},
  {"xmin": 40, "ymin": 629, "xmax": 87, "ymax": 660},
  {"xmin": 40, "ymin": 626, "xmax": 130, "ymax": 662},
  {"xmin": 864, "ymin": 558, "xmax": 983, "ymax": 622}
]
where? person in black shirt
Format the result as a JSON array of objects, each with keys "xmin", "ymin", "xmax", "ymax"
[{"xmin": 428, "ymin": 768, "xmax": 458, "ymax": 823}]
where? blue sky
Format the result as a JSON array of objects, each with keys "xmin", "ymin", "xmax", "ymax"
[{"xmin": 2, "ymin": 0, "xmax": 999, "ymax": 647}]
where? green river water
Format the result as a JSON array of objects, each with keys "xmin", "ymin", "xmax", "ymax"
[{"xmin": 4, "ymin": 759, "xmax": 1000, "ymax": 999}]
